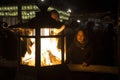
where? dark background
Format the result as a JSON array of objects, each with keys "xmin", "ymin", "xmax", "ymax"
[
  {"xmin": 52, "ymin": 0, "xmax": 118, "ymax": 14},
  {"xmin": 0, "ymin": 0, "xmax": 118, "ymax": 13}
]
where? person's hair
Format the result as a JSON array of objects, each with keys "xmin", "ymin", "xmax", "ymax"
[
  {"xmin": 76, "ymin": 28, "xmax": 86, "ymax": 35},
  {"xmin": 50, "ymin": 10, "xmax": 59, "ymax": 18}
]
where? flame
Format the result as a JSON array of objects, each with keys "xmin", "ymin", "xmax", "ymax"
[{"xmin": 21, "ymin": 28, "xmax": 65, "ymax": 66}]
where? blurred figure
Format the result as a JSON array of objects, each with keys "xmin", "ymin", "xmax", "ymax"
[
  {"xmin": 89, "ymin": 22, "xmax": 116, "ymax": 66},
  {"xmin": 0, "ymin": 29, "xmax": 17, "ymax": 80},
  {"xmin": 66, "ymin": 28, "xmax": 94, "ymax": 80},
  {"xmin": 49, "ymin": 10, "xmax": 71, "ymax": 80},
  {"xmin": 50, "ymin": 10, "xmax": 60, "ymax": 21},
  {"xmin": 67, "ymin": 28, "xmax": 94, "ymax": 65},
  {"xmin": 85, "ymin": 21, "xmax": 96, "ymax": 47},
  {"xmin": 49, "ymin": 10, "xmax": 65, "ymax": 34},
  {"xmin": 103, "ymin": 23, "xmax": 117, "ymax": 66},
  {"xmin": 87, "ymin": 22, "xmax": 117, "ymax": 80},
  {"xmin": 49, "ymin": 10, "xmax": 65, "ymax": 49}
]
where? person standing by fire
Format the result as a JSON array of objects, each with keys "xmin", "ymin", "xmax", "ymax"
[
  {"xmin": 49, "ymin": 10, "xmax": 65, "ymax": 34},
  {"xmin": 66, "ymin": 28, "xmax": 94, "ymax": 80},
  {"xmin": 49, "ymin": 10, "xmax": 65, "ymax": 49}
]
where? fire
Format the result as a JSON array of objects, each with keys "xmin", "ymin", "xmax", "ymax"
[
  {"xmin": 41, "ymin": 37, "xmax": 61, "ymax": 66},
  {"xmin": 21, "ymin": 28, "xmax": 65, "ymax": 66}
]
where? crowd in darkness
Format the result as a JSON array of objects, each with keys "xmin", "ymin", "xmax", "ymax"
[
  {"xmin": 0, "ymin": 9, "xmax": 118, "ymax": 80},
  {"xmin": 65, "ymin": 19, "xmax": 118, "ymax": 80},
  {"xmin": 65, "ymin": 19, "xmax": 118, "ymax": 66}
]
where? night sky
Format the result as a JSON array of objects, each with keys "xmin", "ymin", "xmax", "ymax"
[
  {"xmin": 0, "ymin": 0, "xmax": 118, "ymax": 13},
  {"xmin": 52, "ymin": 0, "xmax": 118, "ymax": 13}
]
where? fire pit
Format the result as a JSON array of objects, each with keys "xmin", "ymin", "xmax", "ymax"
[
  {"xmin": 12, "ymin": 1, "xmax": 69, "ymax": 80},
  {"xmin": 18, "ymin": 18, "xmax": 66, "ymax": 67}
]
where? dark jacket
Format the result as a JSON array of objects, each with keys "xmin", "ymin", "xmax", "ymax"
[{"xmin": 66, "ymin": 29, "xmax": 94, "ymax": 64}]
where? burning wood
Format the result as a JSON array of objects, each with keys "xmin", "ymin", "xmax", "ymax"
[{"xmin": 21, "ymin": 28, "xmax": 65, "ymax": 66}]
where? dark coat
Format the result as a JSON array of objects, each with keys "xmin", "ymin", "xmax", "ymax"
[
  {"xmin": 66, "ymin": 37, "xmax": 94, "ymax": 64},
  {"xmin": 66, "ymin": 28, "xmax": 95, "ymax": 80}
]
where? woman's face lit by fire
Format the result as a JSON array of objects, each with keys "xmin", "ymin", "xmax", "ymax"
[{"xmin": 76, "ymin": 30, "xmax": 85, "ymax": 43}]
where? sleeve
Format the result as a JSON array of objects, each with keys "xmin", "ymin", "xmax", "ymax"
[
  {"xmin": 84, "ymin": 45, "xmax": 94, "ymax": 65},
  {"xmin": 66, "ymin": 43, "xmax": 74, "ymax": 64}
]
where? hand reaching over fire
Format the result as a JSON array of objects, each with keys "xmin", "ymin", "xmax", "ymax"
[
  {"xmin": 49, "ymin": 10, "xmax": 65, "ymax": 35},
  {"xmin": 52, "ymin": 25, "xmax": 65, "ymax": 34}
]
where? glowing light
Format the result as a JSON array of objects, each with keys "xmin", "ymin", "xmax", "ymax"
[
  {"xmin": 77, "ymin": 19, "xmax": 81, "ymax": 23},
  {"xmin": 41, "ymin": 0, "xmax": 44, "ymax": 2},
  {"xmin": 67, "ymin": 8, "xmax": 71, "ymax": 13},
  {"xmin": 21, "ymin": 28, "xmax": 66, "ymax": 66}
]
